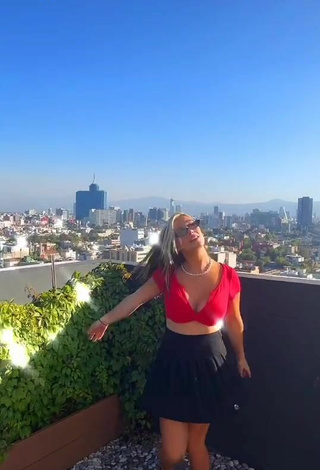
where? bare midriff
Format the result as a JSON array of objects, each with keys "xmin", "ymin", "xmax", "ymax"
[{"xmin": 166, "ymin": 318, "xmax": 222, "ymax": 335}]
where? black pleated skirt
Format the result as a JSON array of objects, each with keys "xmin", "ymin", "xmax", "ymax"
[{"xmin": 141, "ymin": 328, "xmax": 242, "ymax": 424}]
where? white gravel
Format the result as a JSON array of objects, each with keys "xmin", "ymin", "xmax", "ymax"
[{"xmin": 71, "ymin": 433, "xmax": 255, "ymax": 470}]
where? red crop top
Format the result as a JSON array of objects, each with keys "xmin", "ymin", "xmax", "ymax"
[{"xmin": 152, "ymin": 264, "xmax": 241, "ymax": 327}]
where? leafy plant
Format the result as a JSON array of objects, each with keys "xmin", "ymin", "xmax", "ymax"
[{"xmin": 0, "ymin": 263, "xmax": 165, "ymax": 461}]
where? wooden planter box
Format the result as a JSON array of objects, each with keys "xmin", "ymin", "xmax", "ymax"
[{"xmin": 0, "ymin": 395, "xmax": 123, "ymax": 470}]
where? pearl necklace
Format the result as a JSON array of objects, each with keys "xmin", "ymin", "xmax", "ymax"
[{"xmin": 181, "ymin": 259, "xmax": 212, "ymax": 277}]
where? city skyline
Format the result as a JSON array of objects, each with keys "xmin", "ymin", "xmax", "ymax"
[
  {"xmin": 1, "ymin": 1, "xmax": 320, "ymax": 208},
  {"xmin": 1, "ymin": 192, "xmax": 320, "ymax": 219},
  {"xmin": 1, "ymin": 175, "xmax": 320, "ymax": 217}
]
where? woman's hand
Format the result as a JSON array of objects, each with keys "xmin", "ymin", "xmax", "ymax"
[
  {"xmin": 238, "ymin": 357, "xmax": 251, "ymax": 378},
  {"xmin": 87, "ymin": 320, "xmax": 108, "ymax": 342}
]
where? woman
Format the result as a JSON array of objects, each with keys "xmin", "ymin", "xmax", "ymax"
[{"xmin": 88, "ymin": 213, "xmax": 251, "ymax": 470}]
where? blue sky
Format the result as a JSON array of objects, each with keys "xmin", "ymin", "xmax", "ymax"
[{"xmin": 1, "ymin": 0, "xmax": 320, "ymax": 210}]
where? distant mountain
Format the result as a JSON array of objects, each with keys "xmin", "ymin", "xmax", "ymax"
[{"xmin": 110, "ymin": 197, "xmax": 320, "ymax": 216}]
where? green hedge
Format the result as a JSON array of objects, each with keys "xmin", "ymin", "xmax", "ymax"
[{"xmin": 0, "ymin": 263, "xmax": 165, "ymax": 462}]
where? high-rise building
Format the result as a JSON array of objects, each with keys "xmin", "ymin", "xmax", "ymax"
[
  {"xmin": 134, "ymin": 212, "xmax": 146, "ymax": 227},
  {"xmin": 169, "ymin": 198, "xmax": 175, "ymax": 217},
  {"xmin": 224, "ymin": 216, "xmax": 234, "ymax": 229},
  {"xmin": 250, "ymin": 209, "xmax": 281, "ymax": 230},
  {"xmin": 128, "ymin": 208, "xmax": 135, "ymax": 223},
  {"xmin": 279, "ymin": 206, "xmax": 288, "ymax": 221},
  {"xmin": 123, "ymin": 209, "xmax": 129, "ymax": 223},
  {"xmin": 162, "ymin": 208, "xmax": 169, "ymax": 221},
  {"xmin": 208, "ymin": 214, "xmax": 221, "ymax": 229},
  {"xmin": 116, "ymin": 209, "xmax": 122, "ymax": 224},
  {"xmin": 109, "ymin": 206, "xmax": 122, "ymax": 224},
  {"xmin": 157, "ymin": 208, "xmax": 170, "ymax": 221},
  {"xmin": 75, "ymin": 181, "xmax": 107, "ymax": 221},
  {"xmin": 214, "ymin": 206, "xmax": 219, "ymax": 216},
  {"xmin": 297, "ymin": 197, "xmax": 313, "ymax": 230},
  {"xmin": 175, "ymin": 204, "xmax": 182, "ymax": 213},
  {"xmin": 200, "ymin": 213, "xmax": 209, "ymax": 227},
  {"xmin": 25, "ymin": 209, "xmax": 37, "ymax": 216},
  {"xmin": 56, "ymin": 208, "xmax": 69, "ymax": 220},
  {"xmin": 148, "ymin": 207, "xmax": 158, "ymax": 223}
]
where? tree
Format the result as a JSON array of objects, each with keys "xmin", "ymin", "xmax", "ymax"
[
  {"xmin": 257, "ymin": 256, "xmax": 271, "ymax": 269},
  {"xmin": 88, "ymin": 232, "xmax": 100, "ymax": 242},
  {"xmin": 28, "ymin": 234, "xmax": 41, "ymax": 244},
  {"xmin": 275, "ymin": 256, "xmax": 290, "ymax": 267},
  {"xmin": 239, "ymin": 248, "xmax": 256, "ymax": 262},
  {"xmin": 265, "ymin": 233, "xmax": 275, "ymax": 241},
  {"xmin": 243, "ymin": 238, "xmax": 252, "ymax": 249}
]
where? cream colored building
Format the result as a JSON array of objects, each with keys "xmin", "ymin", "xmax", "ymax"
[
  {"xmin": 89, "ymin": 209, "xmax": 117, "ymax": 227},
  {"xmin": 102, "ymin": 246, "xmax": 151, "ymax": 264},
  {"xmin": 208, "ymin": 246, "xmax": 237, "ymax": 268}
]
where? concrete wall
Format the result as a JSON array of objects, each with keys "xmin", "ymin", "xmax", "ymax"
[{"xmin": 0, "ymin": 261, "xmax": 102, "ymax": 304}]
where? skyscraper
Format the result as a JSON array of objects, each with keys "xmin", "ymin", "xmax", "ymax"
[
  {"xmin": 169, "ymin": 198, "xmax": 175, "ymax": 217},
  {"xmin": 128, "ymin": 208, "xmax": 135, "ymax": 223},
  {"xmin": 157, "ymin": 208, "xmax": 169, "ymax": 221},
  {"xmin": 251, "ymin": 209, "xmax": 280, "ymax": 230},
  {"xmin": 134, "ymin": 211, "xmax": 146, "ymax": 228},
  {"xmin": 123, "ymin": 210, "xmax": 129, "ymax": 223},
  {"xmin": 175, "ymin": 204, "xmax": 182, "ymax": 213},
  {"xmin": 56, "ymin": 208, "xmax": 69, "ymax": 220},
  {"xmin": 148, "ymin": 207, "xmax": 158, "ymax": 222},
  {"xmin": 279, "ymin": 206, "xmax": 288, "ymax": 221},
  {"xmin": 162, "ymin": 208, "xmax": 169, "ymax": 221},
  {"xmin": 297, "ymin": 197, "xmax": 313, "ymax": 230},
  {"xmin": 75, "ymin": 181, "xmax": 108, "ymax": 221}
]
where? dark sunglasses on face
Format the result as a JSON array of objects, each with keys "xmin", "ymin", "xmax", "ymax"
[{"xmin": 175, "ymin": 219, "xmax": 200, "ymax": 238}]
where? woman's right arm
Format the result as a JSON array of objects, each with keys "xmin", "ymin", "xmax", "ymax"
[{"xmin": 87, "ymin": 276, "xmax": 161, "ymax": 341}]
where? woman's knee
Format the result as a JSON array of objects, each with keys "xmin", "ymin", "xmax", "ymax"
[
  {"xmin": 160, "ymin": 445, "xmax": 185, "ymax": 466},
  {"xmin": 160, "ymin": 418, "xmax": 188, "ymax": 465},
  {"xmin": 187, "ymin": 423, "xmax": 210, "ymax": 453}
]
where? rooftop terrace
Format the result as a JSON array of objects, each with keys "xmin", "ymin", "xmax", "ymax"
[{"xmin": 0, "ymin": 263, "xmax": 319, "ymax": 470}]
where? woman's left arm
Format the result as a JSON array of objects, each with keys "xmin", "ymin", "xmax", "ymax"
[{"xmin": 224, "ymin": 293, "xmax": 251, "ymax": 378}]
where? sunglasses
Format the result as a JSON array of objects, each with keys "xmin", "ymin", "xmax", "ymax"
[{"xmin": 175, "ymin": 219, "xmax": 200, "ymax": 238}]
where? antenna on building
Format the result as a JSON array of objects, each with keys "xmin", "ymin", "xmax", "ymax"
[{"xmin": 92, "ymin": 173, "xmax": 96, "ymax": 184}]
